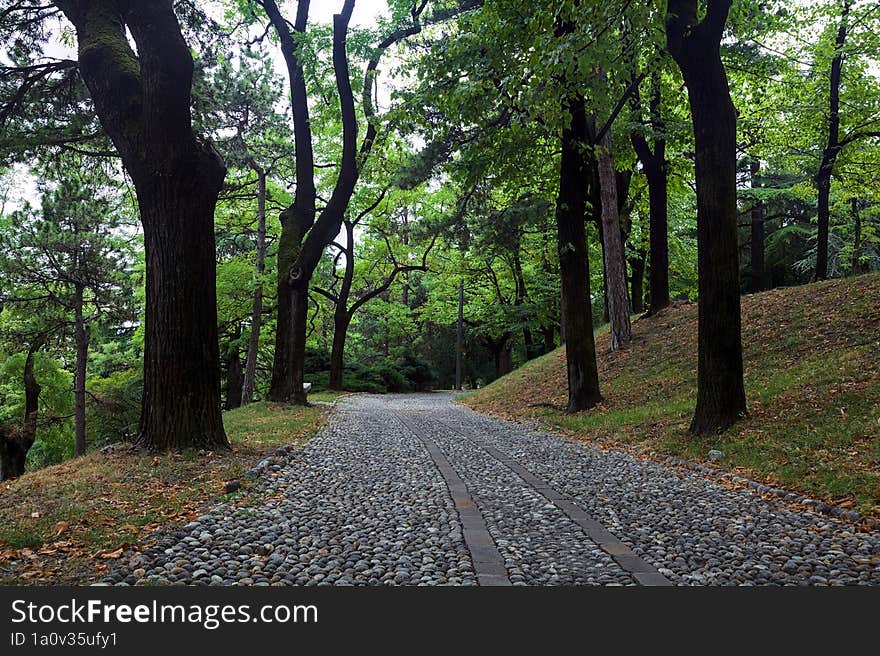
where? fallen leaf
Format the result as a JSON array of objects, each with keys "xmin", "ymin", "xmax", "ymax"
[
  {"xmin": 53, "ymin": 520, "xmax": 70, "ymax": 537},
  {"xmin": 96, "ymin": 547, "xmax": 125, "ymax": 560}
]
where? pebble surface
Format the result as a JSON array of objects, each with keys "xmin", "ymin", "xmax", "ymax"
[{"xmin": 108, "ymin": 393, "xmax": 880, "ymax": 586}]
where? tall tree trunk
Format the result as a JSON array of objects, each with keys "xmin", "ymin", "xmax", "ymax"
[
  {"xmin": 73, "ymin": 283, "xmax": 88, "ymax": 457},
  {"xmin": 329, "ymin": 221, "xmax": 356, "ymax": 392},
  {"xmin": 268, "ymin": 214, "xmax": 309, "ymax": 402},
  {"xmin": 456, "ymin": 280, "xmax": 464, "ymax": 390},
  {"xmin": 242, "ymin": 167, "xmax": 267, "ymax": 404},
  {"xmin": 597, "ymin": 129, "xmax": 632, "ymax": 350},
  {"xmin": 668, "ymin": 0, "xmax": 747, "ymax": 435},
  {"xmin": 631, "ymin": 72, "xmax": 670, "ymax": 314},
  {"xmin": 749, "ymin": 160, "xmax": 766, "ymax": 293},
  {"xmin": 58, "ymin": 0, "xmax": 229, "ymax": 451},
  {"xmin": 0, "ymin": 340, "xmax": 42, "ymax": 480},
  {"xmin": 815, "ymin": 0, "xmax": 851, "ymax": 281},
  {"xmin": 267, "ymin": 3, "xmax": 360, "ymax": 405},
  {"xmin": 629, "ymin": 251, "xmax": 646, "ymax": 314},
  {"xmin": 136, "ymin": 168, "xmax": 229, "ymax": 448},
  {"xmin": 329, "ymin": 312, "xmax": 350, "ymax": 391},
  {"xmin": 225, "ymin": 324, "xmax": 243, "ymax": 411},
  {"xmin": 512, "ymin": 247, "xmax": 536, "ymax": 360},
  {"xmin": 556, "ymin": 94, "xmax": 602, "ymax": 412},
  {"xmin": 287, "ymin": 283, "xmax": 311, "ymax": 405},
  {"xmin": 850, "ymin": 197, "xmax": 863, "ymax": 275}
]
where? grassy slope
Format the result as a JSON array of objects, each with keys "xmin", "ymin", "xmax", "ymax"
[
  {"xmin": 0, "ymin": 400, "xmax": 335, "ymax": 584},
  {"xmin": 465, "ymin": 273, "xmax": 880, "ymax": 518}
]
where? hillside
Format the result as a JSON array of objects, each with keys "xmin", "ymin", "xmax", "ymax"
[{"xmin": 464, "ymin": 274, "xmax": 880, "ymax": 518}]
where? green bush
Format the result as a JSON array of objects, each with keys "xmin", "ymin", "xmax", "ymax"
[
  {"xmin": 375, "ymin": 362, "xmax": 408, "ymax": 393},
  {"xmin": 26, "ymin": 423, "xmax": 74, "ymax": 470},
  {"xmin": 305, "ymin": 351, "xmax": 435, "ymax": 394}
]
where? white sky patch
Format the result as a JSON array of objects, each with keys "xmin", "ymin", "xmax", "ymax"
[{"xmin": 307, "ymin": 0, "xmax": 388, "ymax": 27}]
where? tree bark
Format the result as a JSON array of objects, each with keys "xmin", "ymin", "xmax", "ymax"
[
  {"xmin": 815, "ymin": 0, "xmax": 851, "ymax": 281},
  {"xmin": 749, "ymin": 160, "xmax": 766, "ymax": 293},
  {"xmin": 137, "ymin": 167, "xmax": 228, "ymax": 448},
  {"xmin": 668, "ymin": 0, "xmax": 747, "ymax": 434},
  {"xmin": 456, "ymin": 281, "xmax": 464, "ymax": 390},
  {"xmin": 57, "ymin": 0, "xmax": 229, "ymax": 451},
  {"xmin": 512, "ymin": 247, "xmax": 536, "ymax": 360},
  {"xmin": 262, "ymin": 0, "xmax": 317, "ymax": 403},
  {"xmin": 242, "ymin": 166, "xmax": 267, "ymax": 404},
  {"xmin": 556, "ymin": 94, "xmax": 602, "ymax": 412},
  {"xmin": 0, "ymin": 340, "xmax": 42, "ymax": 480},
  {"xmin": 73, "ymin": 282, "xmax": 88, "ymax": 457},
  {"xmin": 631, "ymin": 73, "xmax": 670, "ymax": 314},
  {"xmin": 329, "ymin": 312, "xmax": 350, "ymax": 391},
  {"xmin": 597, "ymin": 129, "xmax": 632, "ymax": 350}
]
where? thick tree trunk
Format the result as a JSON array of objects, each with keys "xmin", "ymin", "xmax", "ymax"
[
  {"xmin": 556, "ymin": 95, "xmax": 602, "ymax": 412},
  {"xmin": 329, "ymin": 312, "xmax": 350, "ymax": 391},
  {"xmin": 135, "ymin": 166, "xmax": 229, "ymax": 449},
  {"xmin": 815, "ymin": 0, "xmax": 851, "ymax": 281},
  {"xmin": 267, "ymin": 4, "xmax": 358, "ymax": 406},
  {"xmin": 73, "ymin": 283, "xmax": 88, "ymax": 457},
  {"xmin": 668, "ymin": 0, "xmax": 747, "ymax": 435},
  {"xmin": 58, "ymin": 0, "xmax": 229, "ymax": 451},
  {"xmin": 278, "ymin": 282, "xmax": 311, "ymax": 406},
  {"xmin": 0, "ymin": 341, "xmax": 42, "ymax": 480},
  {"xmin": 242, "ymin": 168, "xmax": 267, "ymax": 405},
  {"xmin": 268, "ymin": 211, "xmax": 309, "ymax": 402},
  {"xmin": 597, "ymin": 129, "xmax": 632, "ymax": 350},
  {"xmin": 749, "ymin": 161, "xmax": 766, "ymax": 293},
  {"xmin": 646, "ymin": 160, "xmax": 670, "ymax": 313},
  {"xmin": 631, "ymin": 73, "xmax": 670, "ymax": 314}
]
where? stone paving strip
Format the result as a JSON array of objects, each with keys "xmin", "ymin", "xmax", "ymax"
[
  {"xmin": 424, "ymin": 413, "xmax": 670, "ymax": 586},
  {"xmin": 391, "ymin": 405, "xmax": 638, "ymax": 585},
  {"xmin": 440, "ymin": 399, "xmax": 880, "ymax": 586},
  {"xmin": 105, "ymin": 393, "xmax": 880, "ymax": 586}
]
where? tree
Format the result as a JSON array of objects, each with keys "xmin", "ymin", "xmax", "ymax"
[
  {"xmin": 0, "ymin": 338, "xmax": 42, "ymax": 480},
  {"xmin": 254, "ymin": 0, "xmax": 482, "ymax": 405},
  {"xmin": 314, "ymin": 192, "xmax": 434, "ymax": 391},
  {"xmin": 667, "ymin": 0, "xmax": 747, "ymax": 434},
  {"xmin": 556, "ymin": 93, "xmax": 603, "ymax": 411},
  {"xmin": 0, "ymin": 168, "xmax": 133, "ymax": 457},
  {"xmin": 815, "ymin": 0, "xmax": 851, "ymax": 281},
  {"xmin": 597, "ymin": 128, "xmax": 632, "ymax": 349},
  {"xmin": 630, "ymin": 71, "xmax": 671, "ymax": 313},
  {"xmin": 201, "ymin": 52, "xmax": 291, "ymax": 405},
  {"xmin": 52, "ymin": 1, "xmax": 229, "ymax": 450}
]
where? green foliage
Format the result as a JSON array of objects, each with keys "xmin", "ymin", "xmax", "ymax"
[
  {"xmin": 86, "ymin": 368, "xmax": 143, "ymax": 447},
  {"xmin": 0, "ymin": 350, "xmax": 74, "ymax": 469}
]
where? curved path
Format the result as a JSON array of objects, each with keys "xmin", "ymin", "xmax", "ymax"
[{"xmin": 114, "ymin": 394, "xmax": 880, "ymax": 586}]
